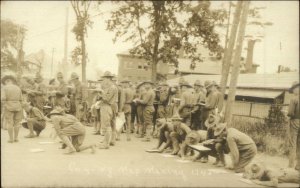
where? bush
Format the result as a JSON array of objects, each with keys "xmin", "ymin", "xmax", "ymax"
[{"xmin": 230, "ymin": 115, "xmax": 289, "ymax": 156}]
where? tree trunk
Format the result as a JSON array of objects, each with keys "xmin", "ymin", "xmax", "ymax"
[
  {"xmin": 219, "ymin": 1, "xmax": 243, "ymax": 96},
  {"xmin": 245, "ymin": 39, "xmax": 256, "ymax": 72},
  {"xmin": 224, "ymin": 1, "xmax": 250, "ymax": 124},
  {"xmin": 151, "ymin": 1, "xmax": 164, "ymax": 84},
  {"xmin": 81, "ymin": 34, "xmax": 86, "ymax": 83}
]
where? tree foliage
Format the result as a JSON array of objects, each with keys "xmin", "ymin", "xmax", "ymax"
[
  {"xmin": 1, "ymin": 19, "xmax": 27, "ymax": 72},
  {"xmin": 106, "ymin": 1, "xmax": 226, "ymax": 82}
]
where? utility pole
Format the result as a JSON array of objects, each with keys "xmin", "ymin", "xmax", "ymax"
[
  {"xmin": 224, "ymin": 1, "xmax": 250, "ymax": 124},
  {"xmin": 51, "ymin": 48, "xmax": 55, "ymax": 77},
  {"xmin": 63, "ymin": 7, "xmax": 69, "ymax": 74},
  {"xmin": 224, "ymin": 1, "xmax": 232, "ymax": 52},
  {"xmin": 219, "ymin": 1, "xmax": 243, "ymax": 96}
]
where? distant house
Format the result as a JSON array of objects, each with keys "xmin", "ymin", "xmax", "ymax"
[
  {"xmin": 117, "ymin": 46, "xmax": 259, "ymax": 82},
  {"xmin": 167, "ymin": 72, "xmax": 299, "ymax": 118}
]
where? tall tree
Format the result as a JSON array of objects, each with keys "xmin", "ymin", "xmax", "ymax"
[
  {"xmin": 224, "ymin": 1, "xmax": 250, "ymax": 123},
  {"xmin": 106, "ymin": 1, "xmax": 225, "ymax": 82},
  {"xmin": 1, "ymin": 19, "xmax": 26, "ymax": 74},
  {"xmin": 70, "ymin": 0, "xmax": 93, "ymax": 83}
]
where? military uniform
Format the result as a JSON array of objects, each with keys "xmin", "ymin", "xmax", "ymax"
[
  {"xmin": 34, "ymin": 82, "xmax": 47, "ymax": 111},
  {"xmin": 155, "ymin": 119, "xmax": 174, "ymax": 152},
  {"xmin": 23, "ymin": 105, "xmax": 46, "ymax": 137},
  {"xmin": 1, "ymin": 77, "xmax": 23, "ymax": 142},
  {"xmin": 179, "ymin": 84, "xmax": 194, "ymax": 127},
  {"xmin": 120, "ymin": 82, "xmax": 134, "ymax": 140},
  {"xmin": 191, "ymin": 81, "xmax": 206, "ymax": 130},
  {"xmin": 138, "ymin": 83, "xmax": 155, "ymax": 141},
  {"xmin": 170, "ymin": 121, "xmax": 191, "ymax": 155},
  {"xmin": 157, "ymin": 85, "xmax": 170, "ymax": 119}
]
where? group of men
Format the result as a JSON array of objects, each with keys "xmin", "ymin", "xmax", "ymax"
[{"xmin": 1, "ymin": 70, "xmax": 299, "ymax": 185}]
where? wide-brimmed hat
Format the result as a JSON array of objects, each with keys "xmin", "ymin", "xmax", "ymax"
[
  {"xmin": 137, "ymin": 81, "xmax": 153, "ymax": 89},
  {"xmin": 120, "ymin": 79, "xmax": 130, "ymax": 83},
  {"xmin": 205, "ymin": 114, "xmax": 220, "ymax": 129},
  {"xmin": 204, "ymin": 80, "xmax": 213, "ymax": 89},
  {"xmin": 56, "ymin": 72, "xmax": 63, "ymax": 78},
  {"xmin": 48, "ymin": 107, "xmax": 64, "ymax": 117},
  {"xmin": 180, "ymin": 81, "xmax": 192, "ymax": 88},
  {"xmin": 249, "ymin": 163, "xmax": 266, "ymax": 179},
  {"xmin": 1, "ymin": 75, "xmax": 17, "ymax": 85},
  {"xmin": 214, "ymin": 123, "xmax": 227, "ymax": 137},
  {"xmin": 55, "ymin": 91, "xmax": 65, "ymax": 97},
  {"xmin": 194, "ymin": 80, "xmax": 203, "ymax": 87},
  {"xmin": 101, "ymin": 71, "xmax": 114, "ymax": 78},
  {"xmin": 171, "ymin": 114, "xmax": 182, "ymax": 121},
  {"xmin": 70, "ymin": 72, "xmax": 79, "ymax": 80},
  {"xmin": 212, "ymin": 81, "xmax": 219, "ymax": 87},
  {"xmin": 289, "ymin": 81, "xmax": 299, "ymax": 93}
]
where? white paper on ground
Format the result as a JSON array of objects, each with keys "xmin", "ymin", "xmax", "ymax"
[
  {"xmin": 39, "ymin": 141, "xmax": 55, "ymax": 144},
  {"xmin": 207, "ymin": 169, "xmax": 230, "ymax": 174},
  {"xmin": 188, "ymin": 144, "xmax": 211, "ymax": 151},
  {"xmin": 161, "ymin": 154, "xmax": 175, "ymax": 158},
  {"xmin": 30, "ymin": 148, "xmax": 45, "ymax": 153},
  {"xmin": 176, "ymin": 159, "xmax": 191, "ymax": 163},
  {"xmin": 145, "ymin": 149, "xmax": 160, "ymax": 153},
  {"xmin": 239, "ymin": 179, "xmax": 255, "ymax": 185}
]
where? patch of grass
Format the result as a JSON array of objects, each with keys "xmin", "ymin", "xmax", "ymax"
[{"xmin": 229, "ymin": 116, "xmax": 289, "ymax": 156}]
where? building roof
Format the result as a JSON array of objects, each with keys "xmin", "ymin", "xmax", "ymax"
[
  {"xmin": 231, "ymin": 88, "xmax": 283, "ymax": 99},
  {"xmin": 167, "ymin": 72, "xmax": 299, "ymax": 90}
]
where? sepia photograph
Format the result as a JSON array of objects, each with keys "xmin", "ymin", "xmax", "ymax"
[{"xmin": 1, "ymin": 1, "xmax": 299, "ymax": 187}]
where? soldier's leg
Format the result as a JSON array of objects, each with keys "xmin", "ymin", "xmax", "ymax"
[
  {"xmin": 25, "ymin": 118, "xmax": 36, "ymax": 138},
  {"xmin": 142, "ymin": 108, "xmax": 153, "ymax": 142},
  {"xmin": 214, "ymin": 143, "xmax": 226, "ymax": 167},
  {"xmin": 288, "ymin": 120, "xmax": 299, "ymax": 168},
  {"xmin": 13, "ymin": 111, "xmax": 22, "ymax": 142},
  {"xmin": 110, "ymin": 104, "xmax": 118, "ymax": 145},
  {"xmin": 235, "ymin": 144, "xmax": 257, "ymax": 173},
  {"xmin": 125, "ymin": 112, "xmax": 131, "ymax": 141},
  {"xmin": 4, "ymin": 110, "xmax": 14, "ymax": 142},
  {"xmin": 170, "ymin": 132, "xmax": 180, "ymax": 155},
  {"xmin": 59, "ymin": 135, "xmax": 76, "ymax": 154},
  {"xmin": 99, "ymin": 105, "xmax": 113, "ymax": 149}
]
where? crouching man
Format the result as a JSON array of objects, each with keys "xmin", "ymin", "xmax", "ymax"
[
  {"xmin": 214, "ymin": 123, "xmax": 257, "ymax": 173},
  {"xmin": 48, "ymin": 107, "xmax": 96, "ymax": 154},
  {"xmin": 243, "ymin": 162, "xmax": 300, "ymax": 187},
  {"xmin": 22, "ymin": 102, "xmax": 46, "ymax": 138},
  {"xmin": 169, "ymin": 114, "xmax": 191, "ymax": 155},
  {"xmin": 153, "ymin": 118, "xmax": 174, "ymax": 153}
]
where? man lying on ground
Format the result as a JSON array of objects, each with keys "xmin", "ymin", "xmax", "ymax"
[
  {"xmin": 48, "ymin": 107, "xmax": 96, "ymax": 155},
  {"xmin": 243, "ymin": 162, "xmax": 300, "ymax": 187}
]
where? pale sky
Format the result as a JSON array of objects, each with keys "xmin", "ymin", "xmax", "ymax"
[{"xmin": 1, "ymin": 1, "xmax": 299, "ymax": 80}]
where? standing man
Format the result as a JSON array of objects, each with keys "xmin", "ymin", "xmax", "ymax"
[
  {"xmin": 191, "ymin": 80, "xmax": 206, "ymax": 130},
  {"xmin": 98, "ymin": 71, "xmax": 118, "ymax": 149},
  {"xmin": 70, "ymin": 72, "xmax": 84, "ymax": 121},
  {"xmin": 201, "ymin": 80, "xmax": 218, "ymax": 129},
  {"xmin": 212, "ymin": 81, "xmax": 224, "ymax": 115},
  {"xmin": 136, "ymin": 81, "xmax": 155, "ymax": 142},
  {"xmin": 1, "ymin": 75, "xmax": 23, "ymax": 143},
  {"xmin": 119, "ymin": 79, "xmax": 134, "ymax": 141},
  {"xmin": 33, "ymin": 73, "xmax": 47, "ymax": 111},
  {"xmin": 287, "ymin": 81, "xmax": 300, "ymax": 170},
  {"xmin": 157, "ymin": 83, "xmax": 170, "ymax": 119},
  {"xmin": 178, "ymin": 81, "xmax": 194, "ymax": 127}
]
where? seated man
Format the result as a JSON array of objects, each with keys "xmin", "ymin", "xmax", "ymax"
[
  {"xmin": 178, "ymin": 130, "xmax": 207, "ymax": 159},
  {"xmin": 48, "ymin": 107, "xmax": 96, "ymax": 155},
  {"xmin": 22, "ymin": 102, "xmax": 46, "ymax": 138},
  {"xmin": 153, "ymin": 118, "xmax": 174, "ymax": 153},
  {"xmin": 243, "ymin": 162, "xmax": 300, "ymax": 187},
  {"xmin": 169, "ymin": 114, "xmax": 192, "ymax": 155},
  {"xmin": 214, "ymin": 123, "xmax": 257, "ymax": 173}
]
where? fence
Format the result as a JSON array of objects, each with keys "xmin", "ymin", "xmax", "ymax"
[{"xmin": 225, "ymin": 101, "xmax": 289, "ymax": 119}]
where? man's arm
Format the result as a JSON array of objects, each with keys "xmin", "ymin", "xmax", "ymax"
[{"xmin": 139, "ymin": 92, "xmax": 151, "ymax": 105}]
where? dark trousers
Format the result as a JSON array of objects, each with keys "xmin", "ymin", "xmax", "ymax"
[{"xmin": 191, "ymin": 109, "xmax": 202, "ymax": 130}]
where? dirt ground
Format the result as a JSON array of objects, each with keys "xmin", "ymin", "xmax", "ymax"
[{"xmin": 1, "ymin": 124, "xmax": 299, "ymax": 188}]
